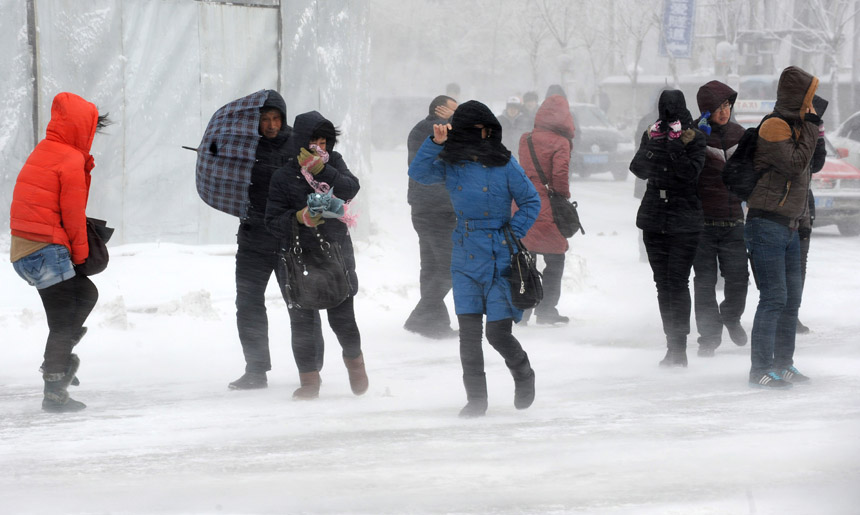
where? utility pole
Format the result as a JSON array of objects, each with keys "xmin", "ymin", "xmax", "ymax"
[
  {"xmin": 853, "ymin": 0, "xmax": 859, "ymax": 112},
  {"xmin": 26, "ymin": 0, "xmax": 39, "ymax": 147}
]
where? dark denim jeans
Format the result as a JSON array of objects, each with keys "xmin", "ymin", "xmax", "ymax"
[{"xmin": 744, "ymin": 217, "xmax": 803, "ymax": 376}]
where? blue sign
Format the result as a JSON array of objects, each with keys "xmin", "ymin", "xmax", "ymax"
[{"xmin": 659, "ymin": 0, "xmax": 696, "ymax": 59}]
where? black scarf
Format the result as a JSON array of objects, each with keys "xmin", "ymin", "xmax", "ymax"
[{"xmin": 439, "ymin": 100, "xmax": 511, "ymax": 167}]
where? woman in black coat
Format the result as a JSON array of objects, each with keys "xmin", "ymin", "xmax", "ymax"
[
  {"xmin": 629, "ymin": 90, "xmax": 707, "ymax": 367},
  {"xmin": 265, "ymin": 111, "xmax": 368, "ymax": 399}
]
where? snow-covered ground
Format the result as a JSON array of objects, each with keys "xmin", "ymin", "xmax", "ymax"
[{"xmin": 1, "ymin": 150, "xmax": 859, "ymax": 514}]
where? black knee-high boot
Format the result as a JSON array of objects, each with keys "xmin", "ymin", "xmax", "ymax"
[
  {"xmin": 458, "ymin": 314, "xmax": 488, "ymax": 417},
  {"xmin": 486, "ymin": 319, "xmax": 535, "ymax": 410}
]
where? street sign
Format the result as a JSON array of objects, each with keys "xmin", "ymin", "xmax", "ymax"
[{"xmin": 659, "ymin": 0, "xmax": 696, "ymax": 59}]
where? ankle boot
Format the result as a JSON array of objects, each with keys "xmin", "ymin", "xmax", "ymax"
[
  {"xmin": 42, "ymin": 359, "xmax": 86, "ymax": 413},
  {"xmin": 659, "ymin": 338, "xmax": 688, "ymax": 368},
  {"xmin": 343, "ymin": 353, "xmax": 369, "ymax": 395},
  {"xmin": 510, "ymin": 355, "xmax": 535, "ymax": 410},
  {"xmin": 459, "ymin": 373, "xmax": 488, "ymax": 418},
  {"xmin": 293, "ymin": 371, "xmax": 321, "ymax": 400}
]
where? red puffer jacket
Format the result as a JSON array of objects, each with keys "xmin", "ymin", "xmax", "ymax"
[
  {"xmin": 10, "ymin": 92, "xmax": 97, "ymax": 264},
  {"xmin": 516, "ymin": 94, "xmax": 575, "ymax": 254}
]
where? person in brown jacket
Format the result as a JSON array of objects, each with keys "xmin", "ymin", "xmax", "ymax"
[{"xmin": 745, "ymin": 66, "xmax": 821, "ymax": 389}]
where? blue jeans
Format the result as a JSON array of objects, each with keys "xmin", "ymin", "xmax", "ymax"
[
  {"xmin": 13, "ymin": 244, "xmax": 76, "ymax": 289},
  {"xmin": 744, "ymin": 217, "xmax": 803, "ymax": 376}
]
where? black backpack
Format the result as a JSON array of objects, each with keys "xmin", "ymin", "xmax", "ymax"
[{"xmin": 722, "ymin": 113, "xmax": 790, "ymax": 201}]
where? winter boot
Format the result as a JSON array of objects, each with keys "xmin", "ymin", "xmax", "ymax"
[
  {"xmin": 510, "ymin": 355, "xmax": 535, "ymax": 410},
  {"xmin": 343, "ymin": 353, "xmax": 369, "ymax": 395},
  {"xmin": 293, "ymin": 371, "xmax": 321, "ymax": 400},
  {"xmin": 228, "ymin": 371, "xmax": 268, "ymax": 390},
  {"xmin": 535, "ymin": 312, "xmax": 569, "ymax": 326},
  {"xmin": 725, "ymin": 321, "xmax": 748, "ymax": 346},
  {"xmin": 659, "ymin": 338, "xmax": 688, "ymax": 368},
  {"xmin": 458, "ymin": 373, "xmax": 488, "ymax": 418},
  {"xmin": 42, "ymin": 357, "xmax": 85, "ymax": 413},
  {"xmin": 66, "ymin": 353, "xmax": 81, "ymax": 386}
]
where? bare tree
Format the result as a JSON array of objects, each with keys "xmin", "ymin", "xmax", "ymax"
[
  {"xmin": 516, "ymin": 0, "xmax": 550, "ymax": 88},
  {"xmin": 534, "ymin": 0, "xmax": 585, "ymax": 85},
  {"xmin": 611, "ymin": 0, "xmax": 661, "ymax": 117},
  {"xmin": 764, "ymin": 0, "xmax": 860, "ymax": 126}
]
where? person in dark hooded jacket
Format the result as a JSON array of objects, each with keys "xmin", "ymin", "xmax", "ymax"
[
  {"xmin": 404, "ymin": 95, "xmax": 459, "ymax": 339},
  {"xmin": 745, "ymin": 66, "xmax": 821, "ymax": 389},
  {"xmin": 409, "ymin": 100, "xmax": 541, "ymax": 418},
  {"xmin": 228, "ymin": 90, "xmax": 324, "ymax": 391},
  {"xmin": 629, "ymin": 90, "xmax": 707, "ymax": 368},
  {"xmin": 265, "ymin": 111, "xmax": 368, "ymax": 400},
  {"xmin": 691, "ymin": 80, "xmax": 750, "ymax": 357}
]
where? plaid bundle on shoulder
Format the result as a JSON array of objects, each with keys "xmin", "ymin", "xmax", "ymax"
[{"xmin": 195, "ymin": 90, "xmax": 268, "ymax": 218}]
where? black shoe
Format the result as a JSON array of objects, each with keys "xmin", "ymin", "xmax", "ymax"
[
  {"xmin": 796, "ymin": 320, "xmax": 810, "ymax": 334},
  {"xmin": 228, "ymin": 371, "xmax": 268, "ymax": 390},
  {"xmin": 659, "ymin": 349, "xmax": 688, "ymax": 367},
  {"xmin": 778, "ymin": 366, "xmax": 810, "ymax": 384},
  {"xmin": 458, "ymin": 399, "xmax": 488, "ymax": 418},
  {"xmin": 697, "ymin": 346, "xmax": 716, "ymax": 357},
  {"xmin": 536, "ymin": 313, "xmax": 569, "ymax": 325},
  {"xmin": 749, "ymin": 372, "xmax": 793, "ymax": 389},
  {"xmin": 725, "ymin": 321, "xmax": 748, "ymax": 346}
]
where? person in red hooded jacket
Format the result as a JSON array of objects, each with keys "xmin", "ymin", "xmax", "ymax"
[
  {"xmin": 10, "ymin": 92, "xmax": 110, "ymax": 413},
  {"xmin": 516, "ymin": 94, "xmax": 576, "ymax": 325}
]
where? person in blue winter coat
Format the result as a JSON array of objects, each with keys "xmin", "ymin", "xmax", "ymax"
[{"xmin": 409, "ymin": 100, "xmax": 541, "ymax": 418}]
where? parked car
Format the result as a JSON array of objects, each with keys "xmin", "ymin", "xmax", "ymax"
[
  {"xmin": 811, "ymin": 137, "xmax": 860, "ymax": 236},
  {"xmin": 830, "ymin": 110, "xmax": 860, "ymax": 170},
  {"xmin": 736, "ymin": 106, "xmax": 860, "ymax": 237},
  {"xmin": 569, "ymin": 103, "xmax": 631, "ymax": 181}
]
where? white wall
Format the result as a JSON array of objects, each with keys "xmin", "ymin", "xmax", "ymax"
[{"xmin": 0, "ymin": 0, "xmax": 370, "ymax": 244}]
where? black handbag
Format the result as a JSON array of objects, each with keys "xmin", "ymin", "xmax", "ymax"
[
  {"xmin": 281, "ymin": 218, "xmax": 351, "ymax": 310},
  {"xmin": 526, "ymin": 133, "xmax": 585, "ymax": 237},
  {"xmin": 504, "ymin": 225, "xmax": 543, "ymax": 310},
  {"xmin": 76, "ymin": 217, "xmax": 114, "ymax": 276}
]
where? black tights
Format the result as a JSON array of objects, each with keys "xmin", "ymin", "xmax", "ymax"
[
  {"xmin": 289, "ymin": 296, "xmax": 360, "ymax": 373},
  {"xmin": 37, "ymin": 275, "xmax": 98, "ymax": 374},
  {"xmin": 458, "ymin": 314, "xmax": 527, "ymax": 376}
]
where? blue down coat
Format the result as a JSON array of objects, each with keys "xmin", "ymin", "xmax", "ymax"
[{"xmin": 409, "ymin": 137, "xmax": 540, "ymax": 322}]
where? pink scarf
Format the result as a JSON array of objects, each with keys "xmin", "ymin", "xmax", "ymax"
[{"xmin": 300, "ymin": 144, "xmax": 358, "ymax": 228}]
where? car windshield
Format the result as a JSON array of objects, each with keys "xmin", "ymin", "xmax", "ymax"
[{"xmin": 572, "ymin": 105, "xmax": 612, "ymax": 128}]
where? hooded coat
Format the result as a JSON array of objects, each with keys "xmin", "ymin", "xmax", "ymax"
[
  {"xmin": 265, "ymin": 111, "xmax": 361, "ymax": 294},
  {"xmin": 10, "ymin": 92, "xmax": 98, "ymax": 265},
  {"xmin": 694, "ymin": 80, "xmax": 746, "ymax": 221},
  {"xmin": 243, "ymin": 90, "xmax": 292, "ymax": 252},
  {"xmin": 517, "ymin": 94, "xmax": 575, "ymax": 254},
  {"xmin": 408, "ymin": 101, "xmax": 540, "ymax": 322},
  {"xmin": 629, "ymin": 90, "xmax": 707, "ymax": 234},
  {"xmin": 748, "ymin": 66, "xmax": 821, "ymax": 229}
]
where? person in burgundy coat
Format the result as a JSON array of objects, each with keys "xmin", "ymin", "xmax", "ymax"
[{"xmin": 517, "ymin": 94, "xmax": 576, "ymax": 325}]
